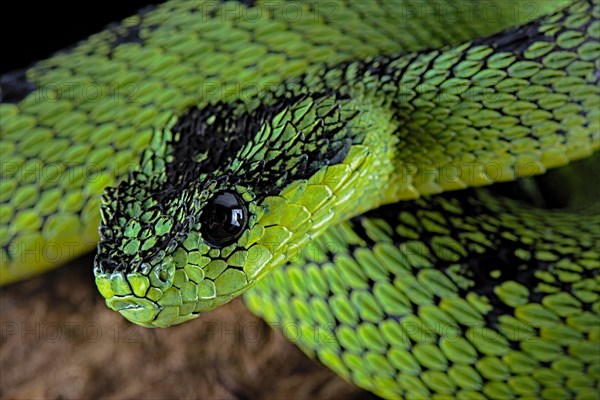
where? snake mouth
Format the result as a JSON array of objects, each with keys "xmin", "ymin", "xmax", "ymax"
[
  {"xmin": 105, "ymin": 295, "xmax": 245, "ymax": 327},
  {"xmin": 102, "ymin": 290, "xmax": 244, "ymax": 328},
  {"xmin": 105, "ymin": 296, "xmax": 167, "ymax": 327}
]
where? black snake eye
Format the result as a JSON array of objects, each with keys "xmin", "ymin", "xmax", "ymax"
[{"xmin": 200, "ymin": 191, "xmax": 248, "ymax": 248}]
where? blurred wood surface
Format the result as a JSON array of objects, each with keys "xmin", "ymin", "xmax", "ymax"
[{"xmin": 0, "ymin": 254, "xmax": 368, "ymax": 399}]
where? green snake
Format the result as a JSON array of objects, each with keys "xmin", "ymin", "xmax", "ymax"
[{"xmin": 1, "ymin": 0, "xmax": 599, "ymax": 398}]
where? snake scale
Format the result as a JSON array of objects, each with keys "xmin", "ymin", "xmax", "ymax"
[{"xmin": 1, "ymin": 0, "xmax": 599, "ymax": 398}]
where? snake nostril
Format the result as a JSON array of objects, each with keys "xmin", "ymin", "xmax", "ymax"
[
  {"xmin": 149, "ymin": 255, "xmax": 175, "ymax": 290},
  {"xmin": 159, "ymin": 268, "xmax": 170, "ymax": 281}
]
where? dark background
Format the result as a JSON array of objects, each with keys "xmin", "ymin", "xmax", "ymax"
[{"xmin": 1, "ymin": 1, "xmax": 164, "ymax": 74}]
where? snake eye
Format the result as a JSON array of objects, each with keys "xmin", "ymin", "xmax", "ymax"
[{"xmin": 200, "ymin": 191, "xmax": 248, "ymax": 248}]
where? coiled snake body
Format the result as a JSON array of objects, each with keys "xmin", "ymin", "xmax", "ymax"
[{"xmin": 1, "ymin": 1, "xmax": 599, "ymax": 398}]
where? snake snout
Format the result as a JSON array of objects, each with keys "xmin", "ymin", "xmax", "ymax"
[{"xmin": 94, "ymin": 255, "xmax": 201, "ymax": 327}]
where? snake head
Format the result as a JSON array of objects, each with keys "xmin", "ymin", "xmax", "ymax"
[
  {"xmin": 93, "ymin": 94, "xmax": 357, "ymax": 327},
  {"xmin": 93, "ymin": 106, "xmax": 266, "ymax": 327},
  {"xmin": 94, "ymin": 174, "xmax": 261, "ymax": 327}
]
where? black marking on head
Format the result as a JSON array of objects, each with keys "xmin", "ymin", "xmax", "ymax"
[
  {"xmin": 165, "ymin": 89, "xmax": 356, "ymax": 200},
  {"xmin": 166, "ymin": 100, "xmax": 287, "ymax": 179},
  {"xmin": 0, "ymin": 69, "xmax": 36, "ymax": 103}
]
